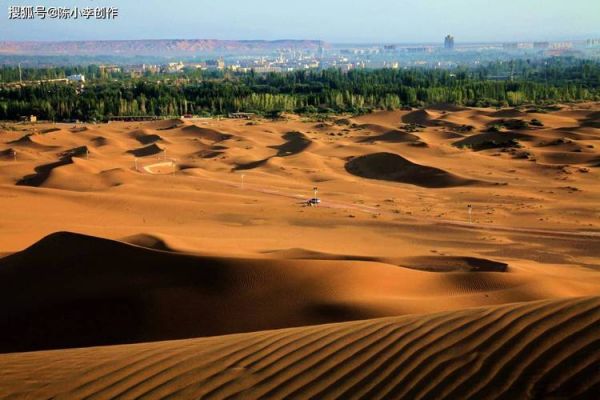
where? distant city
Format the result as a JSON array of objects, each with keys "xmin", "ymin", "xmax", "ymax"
[
  {"xmin": 1, "ymin": 36, "xmax": 599, "ymax": 78},
  {"xmin": 121, "ymin": 37, "xmax": 600, "ymax": 76}
]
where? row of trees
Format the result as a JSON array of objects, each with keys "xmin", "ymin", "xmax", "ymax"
[{"xmin": 1, "ymin": 58, "xmax": 599, "ymax": 121}]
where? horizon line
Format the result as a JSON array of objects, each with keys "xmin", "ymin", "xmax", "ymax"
[{"xmin": 1, "ymin": 36, "xmax": 598, "ymax": 45}]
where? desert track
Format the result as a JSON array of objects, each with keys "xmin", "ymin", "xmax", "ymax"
[
  {"xmin": 0, "ymin": 296, "xmax": 598, "ymax": 400},
  {"xmin": 176, "ymin": 171, "xmax": 600, "ymax": 239}
]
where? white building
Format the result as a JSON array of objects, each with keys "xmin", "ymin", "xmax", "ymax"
[{"xmin": 67, "ymin": 74, "xmax": 85, "ymax": 83}]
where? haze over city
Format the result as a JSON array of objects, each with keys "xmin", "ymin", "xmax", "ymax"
[{"xmin": 1, "ymin": 0, "xmax": 599, "ymax": 42}]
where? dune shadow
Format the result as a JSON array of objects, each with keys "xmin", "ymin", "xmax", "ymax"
[
  {"xmin": 581, "ymin": 111, "xmax": 600, "ymax": 128},
  {"xmin": 234, "ymin": 131, "xmax": 312, "ymax": 171},
  {"xmin": 127, "ymin": 143, "xmax": 164, "ymax": 157},
  {"xmin": 345, "ymin": 152, "xmax": 481, "ymax": 188},
  {"xmin": 357, "ymin": 130, "xmax": 420, "ymax": 143},
  {"xmin": 402, "ymin": 256, "xmax": 508, "ymax": 272},
  {"xmin": 269, "ymin": 132, "xmax": 312, "ymax": 156},
  {"xmin": 17, "ymin": 146, "xmax": 88, "ymax": 187}
]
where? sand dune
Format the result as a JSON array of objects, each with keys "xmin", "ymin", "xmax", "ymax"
[
  {"xmin": 490, "ymin": 108, "xmax": 530, "ymax": 119},
  {"xmin": 357, "ymin": 129, "xmax": 420, "ymax": 143},
  {"xmin": 42, "ymin": 164, "xmax": 129, "ymax": 192},
  {"xmin": 264, "ymin": 249, "xmax": 508, "ymax": 272},
  {"xmin": 180, "ymin": 125, "xmax": 233, "ymax": 142},
  {"xmin": 127, "ymin": 143, "xmax": 165, "ymax": 157},
  {"xmin": 90, "ymin": 135, "xmax": 110, "ymax": 147},
  {"xmin": 0, "ymin": 296, "xmax": 597, "ymax": 399},
  {"xmin": 9, "ymin": 133, "xmax": 60, "ymax": 149},
  {"xmin": 129, "ymin": 129, "xmax": 167, "ymax": 145},
  {"xmin": 534, "ymin": 151, "xmax": 598, "ymax": 166},
  {"xmin": 402, "ymin": 256, "xmax": 509, "ymax": 272},
  {"xmin": 148, "ymin": 118, "xmax": 185, "ymax": 130},
  {"xmin": 0, "ymin": 148, "xmax": 17, "ymax": 159},
  {"xmin": 17, "ymin": 157, "xmax": 73, "ymax": 186},
  {"xmin": 235, "ymin": 131, "xmax": 313, "ymax": 170},
  {"xmin": 453, "ymin": 131, "xmax": 531, "ymax": 150},
  {"xmin": 581, "ymin": 111, "xmax": 600, "ymax": 128},
  {"xmin": 1, "ymin": 231, "xmax": 598, "ymax": 354},
  {"xmin": 269, "ymin": 131, "xmax": 312, "ymax": 156},
  {"xmin": 345, "ymin": 152, "xmax": 480, "ymax": 188},
  {"xmin": 401, "ymin": 109, "xmax": 438, "ymax": 125},
  {"xmin": 1, "ymin": 105, "xmax": 599, "ymax": 396}
]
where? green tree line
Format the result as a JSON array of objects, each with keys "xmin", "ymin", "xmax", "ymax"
[{"xmin": 0, "ymin": 57, "xmax": 599, "ymax": 121}]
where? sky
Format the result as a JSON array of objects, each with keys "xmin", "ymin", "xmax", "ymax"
[{"xmin": 1, "ymin": 0, "xmax": 599, "ymax": 43}]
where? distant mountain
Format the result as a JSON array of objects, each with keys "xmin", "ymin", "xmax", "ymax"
[{"xmin": 0, "ymin": 40, "xmax": 327, "ymax": 56}]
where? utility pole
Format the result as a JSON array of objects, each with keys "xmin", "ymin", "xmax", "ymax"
[{"xmin": 18, "ymin": 63, "xmax": 22, "ymax": 84}]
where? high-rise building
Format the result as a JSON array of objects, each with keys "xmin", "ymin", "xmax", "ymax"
[
  {"xmin": 444, "ymin": 35, "xmax": 455, "ymax": 50},
  {"xmin": 587, "ymin": 39, "xmax": 600, "ymax": 48}
]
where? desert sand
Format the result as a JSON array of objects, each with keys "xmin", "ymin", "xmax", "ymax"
[{"xmin": 0, "ymin": 104, "xmax": 599, "ymax": 398}]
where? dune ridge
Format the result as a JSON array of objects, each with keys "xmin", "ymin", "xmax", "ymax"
[{"xmin": 0, "ymin": 296, "xmax": 597, "ymax": 399}]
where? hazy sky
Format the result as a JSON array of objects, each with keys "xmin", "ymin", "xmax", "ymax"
[{"xmin": 2, "ymin": 0, "xmax": 599, "ymax": 43}]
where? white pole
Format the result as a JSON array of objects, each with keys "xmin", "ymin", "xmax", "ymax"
[{"xmin": 468, "ymin": 205, "xmax": 472, "ymax": 224}]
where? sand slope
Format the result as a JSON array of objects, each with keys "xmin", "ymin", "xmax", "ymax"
[
  {"xmin": 1, "ymin": 231, "xmax": 598, "ymax": 354},
  {"xmin": 0, "ymin": 296, "xmax": 597, "ymax": 399}
]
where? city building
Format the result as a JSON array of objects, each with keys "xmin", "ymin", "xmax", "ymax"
[
  {"xmin": 99, "ymin": 65, "xmax": 121, "ymax": 74},
  {"xmin": 165, "ymin": 62, "xmax": 185, "ymax": 73},
  {"xmin": 503, "ymin": 43, "xmax": 519, "ymax": 50},
  {"xmin": 551, "ymin": 42, "xmax": 573, "ymax": 50},
  {"xmin": 67, "ymin": 74, "xmax": 85, "ymax": 83},
  {"xmin": 407, "ymin": 47, "xmax": 432, "ymax": 53},
  {"xmin": 587, "ymin": 39, "xmax": 600, "ymax": 48},
  {"xmin": 444, "ymin": 35, "xmax": 455, "ymax": 50},
  {"xmin": 206, "ymin": 59, "xmax": 226, "ymax": 70}
]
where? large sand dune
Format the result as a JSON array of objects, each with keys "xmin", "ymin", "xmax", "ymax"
[
  {"xmin": 0, "ymin": 231, "xmax": 598, "ymax": 354},
  {"xmin": 0, "ymin": 297, "xmax": 597, "ymax": 399}
]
